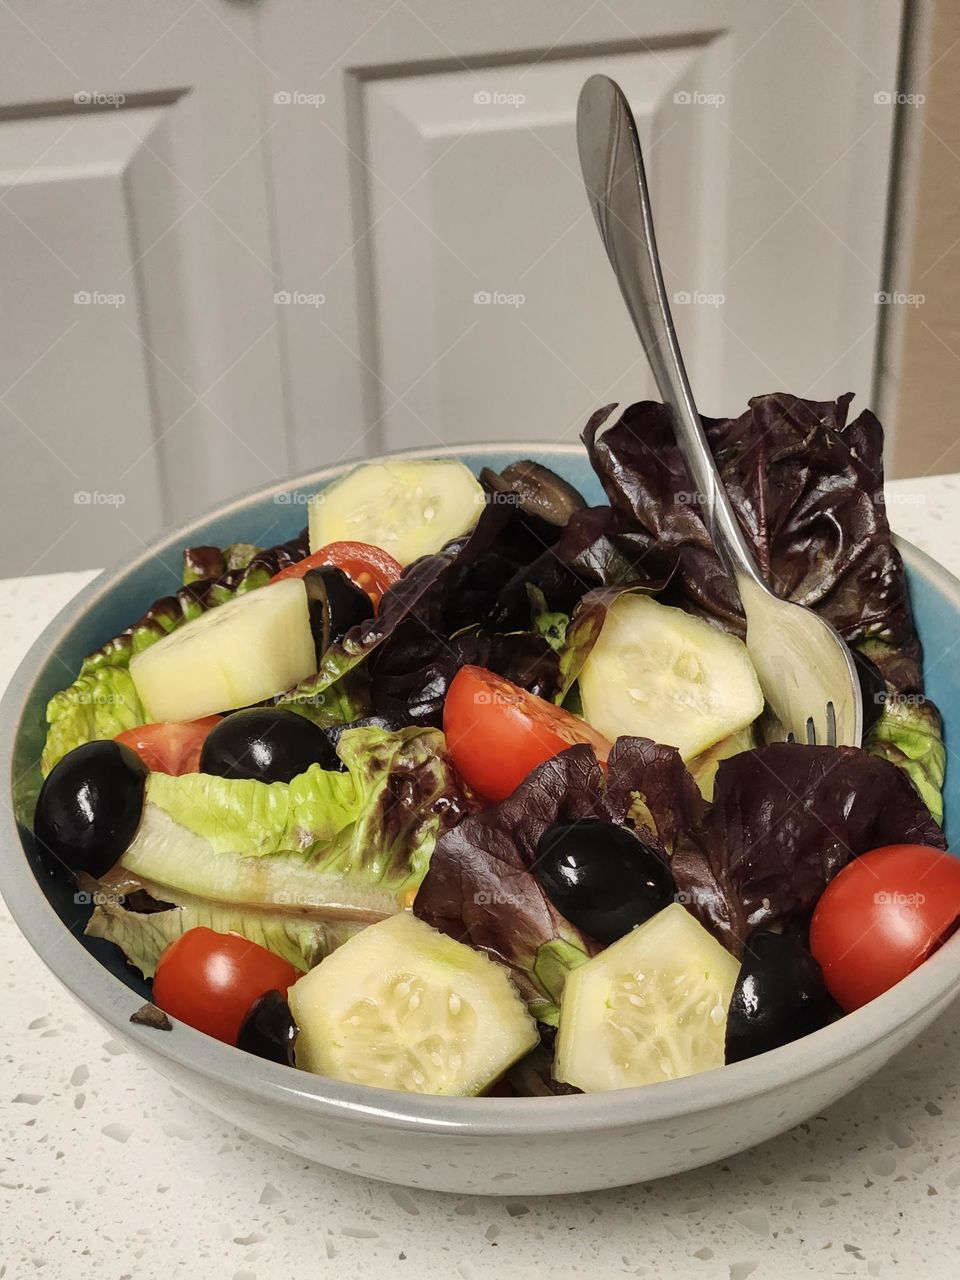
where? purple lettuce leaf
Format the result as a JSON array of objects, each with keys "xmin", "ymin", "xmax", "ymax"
[
  {"xmin": 584, "ymin": 394, "xmax": 921, "ymax": 688},
  {"xmin": 413, "ymin": 746, "xmax": 607, "ymax": 1018},
  {"xmin": 415, "ymin": 735, "xmax": 946, "ymax": 997}
]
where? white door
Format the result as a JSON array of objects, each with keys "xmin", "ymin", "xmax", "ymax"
[
  {"xmin": 0, "ymin": 1, "xmax": 287, "ymax": 574},
  {"xmin": 263, "ymin": 0, "xmax": 903, "ymax": 463},
  {"xmin": 1, "ymin": 0, "xmax": 903, "ymax": 573}
]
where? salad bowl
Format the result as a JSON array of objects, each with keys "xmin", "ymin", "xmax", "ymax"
[{"xmin": 2, "ymin": 441, "xmax": 959, "ymax": 1196}]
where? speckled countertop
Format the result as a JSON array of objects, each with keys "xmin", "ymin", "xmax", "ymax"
[{"xmin": 3, "ymin": 475, "xmax": 960, "ymax": 1280}]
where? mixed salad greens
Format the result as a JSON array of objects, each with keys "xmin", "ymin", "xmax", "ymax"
[{"xmin": 30, "ymin": 393, "xmax": 960, "ymax": 1097}]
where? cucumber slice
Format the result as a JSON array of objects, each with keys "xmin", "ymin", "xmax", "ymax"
[
  {"xmin": 308, "ymin": 459, "xmax": 486, "ymax": 567},
  {"xmin": 129, "ymin": 578, "xmax": 317, "ymax": 722},
  {"xmin": 288, "ymin": 912, "xmax": 538, "ymax": 1095},
  {"xmin": 578, "ymin": 594, "xmax": 763, "ymax": 759},
  {"xmin": 554, "ymin": 903, "xmax": 739, "ymax": 1092}
]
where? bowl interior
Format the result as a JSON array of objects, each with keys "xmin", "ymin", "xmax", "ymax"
[{"xmin": 6, "ymin": 444, "xmax": 959, "ymax": 1005}]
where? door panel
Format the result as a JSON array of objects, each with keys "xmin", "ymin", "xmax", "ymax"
[
  {"xmin": 362, "ymin": 44, "xmax": 716, "ymax": 449},
  {"xmin": 264, "ymin": 0, "xmax": 902, "ymax": 460},
  {"xmin": 0, "ymin": 109, "xmax": 165, "ymax": 576},
  {"xmin": 0, "ymin": 2, "xmax": 288, "ymax": 572}
]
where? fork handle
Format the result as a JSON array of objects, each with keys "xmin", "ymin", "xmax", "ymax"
[{"xmin": 576, "ymin": 75, "xmax": 764, "ymax": 593}]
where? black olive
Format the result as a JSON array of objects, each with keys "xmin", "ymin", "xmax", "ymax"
[
  {"xmin": 303, "ymin": 566, "xmax": 373, "ymax": 657},
  {"xmin": 34, "ymin": 740, "xmax": 147, "ymax": 878},
  {"xmin": 535, "ymin": 819, "xmax": 676, "ymax": 945},
  {"xmin": 480, "ymin": 460, "xmax": 586, "ymax": 527},
  {"xmin": 322, "ymin": 713, "xmax": 409, "ymax": 754},
  {"xmin": 850, "ymin": 648, "xmax": 886, "ymax": 736},
  {"xmin": 237, "ymin": 990, "xmax": 298, "ymax": 1065},
  {"xmin": 199, "ymin": 707, "xmax": 340, "ymax": 782},
  {"xmin": 725, "ymin": 931, "xmax": 837, "ymax": 1065}
]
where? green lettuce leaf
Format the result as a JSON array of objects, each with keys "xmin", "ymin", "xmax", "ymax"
[
  {"xmin": 530, "ymin": 939, "xmax": 591, "ymax": 1025},
  {"xmin": 181, "ymin": 541, "xmax": 263, "ymax": 585},
  {"xmin": 85, "ymin": 896, "xmax": 361, "ymax": 977},
  {"xmin": 42, "ymin": 666, "xmax": 146, "ymax": 775},
  {"xmin": 854, "ymin": 636, "xmax": 946, "ymax": 819},
  {"xmin": 120, "ymin": 726, "xmax": 468, "ymax": 918},
  {"xmin": 277, "ymin": 669, "xmax": 370, "ymax": 728},
  {"xmin": 274, "ymin": 630, "xmax": 372, "ymax": 720},
  {"xmin": 526, "ymin": 585, "xmax": 568, "ymax": 654},
  {"xmin": 863, "ymin": 694, "xmax": 946, "ymax": 825},
  {"xmin": 41, "ymin": 530, "xmax": 310, "ymax": 773},
  {"xmin": 145, "ymin": 764, "xmax": 356, "ymax": 857},
  {"xmin": 223, "ymin": 542, "xmax": 263, "ymax": 573}
]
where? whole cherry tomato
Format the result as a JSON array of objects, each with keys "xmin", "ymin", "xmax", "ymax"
[
  {"xmin": 810, "ymin": 844, "xmax": 960, "ymax": 1011},
  {"xmin": 152, "ymin": 928, "xmax": 302, "ymax": 1045}
]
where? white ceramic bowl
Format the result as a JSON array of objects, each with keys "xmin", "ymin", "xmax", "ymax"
[{"xmin": 3, "ymin": 444, "xmax": 959, "ymax": 1195}]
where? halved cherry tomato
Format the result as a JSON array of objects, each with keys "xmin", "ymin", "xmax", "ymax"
[
  {"xmin": 115, "ymin": 715, "xmax": 221, "ymax": 775},
  {"xmin": 152, "ymin": 927, "xmax": 302, "ymax": 1046},
  {"xmin": 810, "ymin": 844, "xmax": 960, "ymax": 1012},
  {"xmin": 271, "ymin": 540, "xmax": 402, "ymax": 607},
  {"xmin": 443, "ymin": 665, "xmax": 611, "ymax": 803}
]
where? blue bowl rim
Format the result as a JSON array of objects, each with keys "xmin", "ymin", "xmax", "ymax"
[{"xmin": 2, "ymin": 441, "xmax": 959, "ymax": 1139}]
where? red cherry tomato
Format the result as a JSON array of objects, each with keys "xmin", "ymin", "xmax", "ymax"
[
  {"xmin": 810, "ymin": 844, "xmax": 960, "ymax": 1012},
  {"xmin": 115, "ymin": 716, "xmax": 221, "ymax": 775},
  {"xmin": 152, "ymin": 928, "xmax": 302, "ymax": 1045},
  {"xmin": 443, "ymin": 665, "xmax": 611, "ymax": 803},
  {"xmin": 271, "ymin": 540, "xmax": 402, "ymax": 607}
]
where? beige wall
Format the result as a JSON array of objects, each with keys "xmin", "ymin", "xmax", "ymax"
[{"xmin": 893, "ymin": 0, "xmax": 960, "ymax": 476}]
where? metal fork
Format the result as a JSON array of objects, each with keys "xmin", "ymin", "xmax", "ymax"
[{"xmin": 575, "ymin": 74, "xmax": 862, "ymax": 747}]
